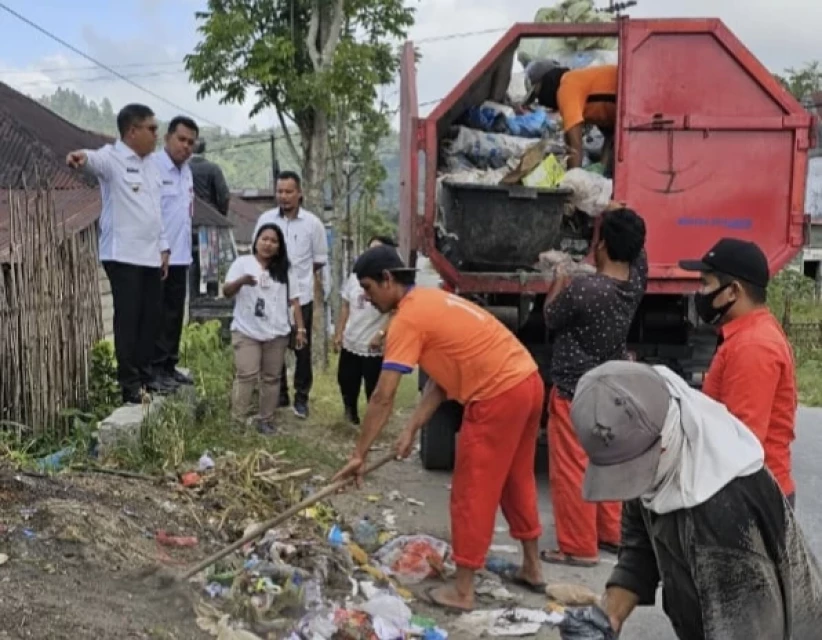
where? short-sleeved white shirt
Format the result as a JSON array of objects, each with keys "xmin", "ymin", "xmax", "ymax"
[
  {"xmin": 341, "ymin": 273, "xmax": 389, "ymax": 356},
  {"xmin": 226, "ymin": 255, "xmax": 299, "ymax": 342}
]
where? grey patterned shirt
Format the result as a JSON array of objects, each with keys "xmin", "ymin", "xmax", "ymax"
[{"xmin": 545, "ymin": 250, "xmax": 647, "ymax": 399}]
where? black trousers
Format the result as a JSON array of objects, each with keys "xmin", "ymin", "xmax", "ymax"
[
  {"xmin": 103, "ymin": 261, "xmax": 162, "ymax": 395},
  {"xmin": 280, "ymin": 301, "xmax": 313, "ymax": 405},
  {"xmin": 153, "ymin": 265, "xmax": 188, "ymax": 374},
  {"xmin": 337, "ymin": 348, "xmax": 383, "ymax": 411}
]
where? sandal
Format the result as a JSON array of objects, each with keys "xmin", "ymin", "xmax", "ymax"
[
  {"xmin": 423, "ymin": 586, "xmax": 474, "ymax": 614},
  {"xmin": 495, "ymin": 566, "xmax": 547, "ymax": 594},
  {"xmin": 540, "ymin": 549, "xmax": 599, "ymax": 568}
]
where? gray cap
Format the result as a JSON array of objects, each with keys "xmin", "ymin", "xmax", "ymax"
[
  {"xmin": 571, "ymin": 361, "xmax": 672, "ymax": 502},
  {"xmin": 523, "ymin": 59, "xmax": 559, "ymax": 104}
]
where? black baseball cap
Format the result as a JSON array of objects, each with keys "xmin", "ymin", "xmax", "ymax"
[
  {"xmin": 679, "ymin": 238, "xmax": 770, "ymax": 288},
  {"xmin": 353, "ymin": 245, "xmax": 417, "ymax": 280}
]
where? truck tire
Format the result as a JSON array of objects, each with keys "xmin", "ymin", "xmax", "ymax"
[{"xmin": 419, "ymin": 400, "xmax": 463, "ymax": 471}]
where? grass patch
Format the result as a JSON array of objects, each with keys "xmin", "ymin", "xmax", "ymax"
[{"xmin": 103, "ymin": 321, "xmax": 419, "ymax": 474}]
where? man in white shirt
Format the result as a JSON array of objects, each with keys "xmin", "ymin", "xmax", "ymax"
[
  {"xmin": 253, "ymin": 171, "xmax": 329, "ymax": 419},
  {"xmin": 66, "ymin": 103, "xmax": 170, "ymax": 404},
  {"xmin": 151, "ymin": 116, "xmax": 198, "ymax": 389}
]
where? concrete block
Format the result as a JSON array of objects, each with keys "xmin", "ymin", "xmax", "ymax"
[{"xmin": 96, "ymin": 369, "xmax": 194, "ymax": 457}]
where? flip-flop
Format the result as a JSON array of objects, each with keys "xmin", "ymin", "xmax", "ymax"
[
  {"xmin": 598, "ymin": 542, "xmax": 619, "ymax": 555},
  {"xmin": 423, "ymin": 587, "xmax": 474, "ymax": 614},
  {"xmin": 540, "ymin": 549, "xmax": 599, "ymax": 568},
  {"xmin": 495, "ymin": 567, "xmax": 547, "ymax": 594}
]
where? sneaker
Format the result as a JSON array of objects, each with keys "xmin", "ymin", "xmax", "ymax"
[
  {"xmin": 293, "ymin": 402, "xmax": 309, "ymax": 419},
  {"xmin": 172, "ymin": 369, "xmax": 194, "ymax": 386},
  {"xmin": 344, "ymin": 406, "xmax": 361, "ymax": 426},
  {"xmin": 145, "ymin": 378, "xmax": 175, "ymax": 395}
]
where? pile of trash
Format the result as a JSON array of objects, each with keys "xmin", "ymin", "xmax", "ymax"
[{"xmin": 179, "ymin": 450, "xmax": 317, "ymax": 537}]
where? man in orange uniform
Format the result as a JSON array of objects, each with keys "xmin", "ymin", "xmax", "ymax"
[
  {"xmin": 543, "ymin": 207, "xmax": 647, "ymax": 567},
  {"xmin": 333, "ymin": 245, "xmax": 545, "ymax": 612},
  {"xmin": 680, "ymin": 238, "xmax": 798, "ymax": 506},
  {"xmin": 525, "ymin": 63, "xmax": 617, "ymax": 172}
]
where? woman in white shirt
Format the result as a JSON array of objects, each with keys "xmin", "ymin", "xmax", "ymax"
[
  {"xmin": 223, "ymin": 224, "xmax": 306, "ymax": 433},
  {"xmin": 333, "ymin": 236, "xmax": 395, "ymax": 425}
]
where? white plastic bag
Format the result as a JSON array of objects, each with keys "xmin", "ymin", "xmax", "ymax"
[{"xmin": 560, "ymin": 168, "xmax": 613, "ymax": 216}]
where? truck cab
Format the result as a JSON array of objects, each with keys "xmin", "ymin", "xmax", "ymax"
[{"xmin": 398, "ymin": 18, "xmax": 815, "ymax": 470}]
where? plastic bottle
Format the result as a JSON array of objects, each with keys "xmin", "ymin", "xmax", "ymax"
[{"xmin": 353, "ymin": 517, "xmax": 379, "ymax": 551}]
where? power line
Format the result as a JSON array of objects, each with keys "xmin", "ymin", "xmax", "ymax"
[
  {"xmin": 416, "ymin": 28, "xmax": 506, "ymax": 44},
  {"xmin": 0, "ymin": 2, "xmax": 225, "ymax": 130},
  {"xmin": 6, "ymin": 69, "xmax": 188, "ymax": 88},
  {"xmin": 0, "ymin": 60, "xmax": 183, "ymax": 75}
]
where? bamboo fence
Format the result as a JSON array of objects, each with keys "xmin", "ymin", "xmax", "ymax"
[{"xmin": 0, "ymin": 187, "xmax": 103, "ymax": 440}]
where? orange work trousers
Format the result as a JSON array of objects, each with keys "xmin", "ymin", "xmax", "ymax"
[
  {"xmin": 450, "ymin": 371, "xmax": 544, "ymax": 570},
  {"xmin": 548, "ymin": 387, "xmax": 621, "ymax": 558}
]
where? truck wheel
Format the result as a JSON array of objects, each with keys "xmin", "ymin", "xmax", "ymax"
[{"xmin": 419, "ymin": 400, "xmax": 463, "ymax": 471}]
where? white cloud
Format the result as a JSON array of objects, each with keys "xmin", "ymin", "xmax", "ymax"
[{"xmin": 1, "ymin": 0, "xmax": 818, "ymax": 136}]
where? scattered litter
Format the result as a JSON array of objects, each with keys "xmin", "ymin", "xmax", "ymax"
[
  {"xmin": 373, "ymin": 535, "xmax": 451, "ymax": 585},
  {"xmin": 0, "ymin": 553, "xmax": 8, "ymax": 566},
  {"xmin": 181, "ymin": 471, "xmax": 201, "ymax": 488},
  {"xmin": 198, "ymin": 452, "xmax": 216, "ymax": 471},
  {"xmin": 22, "ymin": 528, "xmax": 36, "ymax": 539},
  {"xmin": 476, "ymin": 576, "xmax": 514, "ymax": 601},
  {"xmin": 558, "ymin": 605, "xmax": 617, "ymax": 640},
  {"xmin": 454, "ymin": 608, "xmax": 564, "ymax": 637},
  {"xmin": 367, "ymin": 495, "xmax": 381, "ymax": 503},
  {"xmin": 406, "ymin": 498, "xmax": 425, "ymax": 507},
  {"xmin": 358, "ymin": 593, "xmax": 413, "ymax": 629},
  {"xmin": 122, "ymin": 507, "xmax": 138, "ymax": 518},
  {"xmin": 486, "ymin": 556, "xmax": 519, "ymax": 577},
  {"xmin": 489, "ymin": 544, "xmax": 518, "ymax": 554},
  {"xmin": 547, "ymin": 583, "xmax": 601, "ymax": 606},
  {"xmin": 382, "ymin": 509, "xmax": 397, "ymax": 529},
  {"xmin": 155, "ymin": 530, "xmax": 198, "ymax": 548},
  {"xmin": 20, "ymin": 507, "xmax": 37, "ymax": 521},
  {"xmin": 205, "ymin": 582, "xmax": 230, "ymax": 599},
  {"xmin": 353, "ymin": 517, "xmax": 379, "ymax": 551},
  {"xmin": 35, "ymin": 446, "xmax": 76, "ymax": 472},
  {"xmin": 387, "ymin": 490, "xmax": 403, "ymax": 501},
  {"xmin": 327, "ymin": 525, "xmax": 345, "ymax": 547}
]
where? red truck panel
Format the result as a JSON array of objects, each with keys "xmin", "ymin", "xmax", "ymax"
[{"xmin": 400, "ymin": 18, "xmax": 814, "ymax": 295}]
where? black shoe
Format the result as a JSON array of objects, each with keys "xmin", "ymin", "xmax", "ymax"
[
  {"xmin": 293, "ymin": 401, "xmax": 309, "ymax": 419},
  {"xmin": 158, "ymin": 374, "xmax": 181, "ymax": 390},
  {"xmin": 257, "ymin": 421, "xmax": 277, "ymax": 436},
  {"xmin": 122, "ymin": 389, "xmax": 142, "ymax": 405},
  {"xmin": 172, "ymin": 369, "xmax": 194, "ymax": 385},
  {"xmin": 145, "ymin": 378, "xmax": 175, "ymax": 395},
  {"xmin": 344, "ymin": 406, "xmax": 360, "ymax": 426}
]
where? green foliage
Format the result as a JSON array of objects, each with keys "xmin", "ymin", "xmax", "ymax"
[
  {"xmin": 768, "ymin": 268, "xmax": 817, "ymax": 322},
  {"xmin": 775, "ymin": 61, "xmax": 822, "ymax": 101},
  {"xmin": 87, "ymin": 339, "xmax": 120, "ymax": 420}
]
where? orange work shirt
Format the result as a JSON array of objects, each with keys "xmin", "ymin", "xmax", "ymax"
[
  {"xmin": 702, "ymin": 308, "xmax": 798, "ymax": 497},
  {"xmin": 383, "ymin": 288, "xmax": 537, "ymax": 405},
  {"xmin": 556, "ymin": 65, "xmax": 618, "ymax": 132}
]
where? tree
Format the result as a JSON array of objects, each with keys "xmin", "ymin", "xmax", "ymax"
[
  {"xmin": 775, "ymin": 61, "xmax": 822, "ymax": 102},
  {"xmin": 184, "ymin": 0, "xmax": 415, "ymax": 214}
]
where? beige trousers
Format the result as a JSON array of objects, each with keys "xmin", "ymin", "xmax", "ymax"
[{"xmin": 231, "ymin": 331, "xmax": 289, "ymax": 424}]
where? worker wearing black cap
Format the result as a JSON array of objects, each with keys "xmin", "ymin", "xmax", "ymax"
[{"xmin": 680, "ymin": 238, "xmax": 798, "ymax": 506}]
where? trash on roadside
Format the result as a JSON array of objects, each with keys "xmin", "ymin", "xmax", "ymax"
[
  {"xmin": 35, "ymin": 446, "xmax": 76, "ymax": 473},
  {"xmin": 454, "ymin": 607, "xmax": 565, "ymax": 637},
  {"xmin": 373, "ymin": 534, "xmax": 451, "ymax": 585},
  {"xmin": 155, "ymin": 530, "xmax": 198, "ymax": 548},
  {"xmin": 406, "ymin": 498, "xmax": 425, "ymax": 507},
  {"xmin": 0, "ymin": 553, "xmax": 8, "ymax": 566},
  {"xmin": 546, "ymin": 583, "xmax": 601, "ymax": 607},
  {"xmin": 327, "ymin": 525, "xmax": 345, "ymax": 547},
  {"xmin": 181, "ymin": 471, "xmax": 201, "ymax": 488},
  {"xmin": 198, "ymin": 452, "xmax": 216, "ymax": 471},
  {"xmin": 387, "ymin": 490, "xmax": 403, "ymax": 501},
  {"xmin": 558, "ymin": 605, "xmax": 618, "ymax": 640},
  {"xmin": 353, "ymin": 517, "xmax": 379, "ymax": 551},
  {"xmin": 22, "ymin": 528, "xmax": 36, "ymax": 539},
  {"xmin": 475, "ymin": 576, "xmax": 515, "ymax": 601},
  {"xmin": 485, "ymin": 555, "xmax": 520, "ymax": 577}
]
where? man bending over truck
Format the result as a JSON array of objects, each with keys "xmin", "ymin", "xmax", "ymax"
[
  {"xmin": 524, "ymin": 62, "xmax": 617, "ymax": 173},
  {"xmin": 543, "ymin": 206, "xmax": 647, "ymax": 568},
  {"xmin": 679, "ymin": 238, "xmax": 798, "ymax": 507},
  {"xmin": 333, "ymin": 245, "xmax": 546, "ymax": 613}
]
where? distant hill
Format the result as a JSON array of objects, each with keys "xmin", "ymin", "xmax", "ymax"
[{"xmin": 36, "ymin": 87, "xmax": 401, "ymax": 214}]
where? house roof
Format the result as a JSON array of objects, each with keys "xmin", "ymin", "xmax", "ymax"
[
  {"xmin": 0, "ymin": 81, "xmax": 232, "ymax": 256},
  {"xmin": 229, "ymin": 197, "xmax": 271, "ymax": 244}
]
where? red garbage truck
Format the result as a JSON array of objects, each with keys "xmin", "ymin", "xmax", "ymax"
[{"xmin": 396, "ymin": 18, "xmax": 817, "ymax": 470}]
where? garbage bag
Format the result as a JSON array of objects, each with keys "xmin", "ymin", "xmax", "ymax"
[
  {"xmin": 441, "ymin": 126, "xmax": 540, "ymax": 170},
  {"xmin": 464, "ymin": 106, "xmax": 508, "ymax": 133},
  {"xmin": 505, "ymin": 110, "xmax": 554, "ymax": 138},
  {"xmin": 558, "ymin": 606, "xmax": 618, "ymax": 640},
  {"xmin": 560, "ymin": 168, "xmax": 613, "ymax": 216},
  {"xmin": 523, "ymin": 154, "xmax": 566, "ymax": 188},
  {"xmin": 372, "ymin": 535, "xmax": 451, "ymax": 585}
]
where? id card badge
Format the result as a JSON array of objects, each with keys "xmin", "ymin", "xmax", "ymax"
[{"xmin": 259, "ymin": 271, "xmax": 272, "ymax": 290}]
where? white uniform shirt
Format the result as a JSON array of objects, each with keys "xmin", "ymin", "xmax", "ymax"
[
  {"xmin": 152, "ymin": 150, "xmax": 194, "ymax": 266},
  {"xmin": 84, "ymin": 140, "xmax": 168, "ymax": 267},
  {"xmin": 226, "ymin": 255, "xmax": 299, "ymax": 342},
  {"xmin": 341, "ymin": 273, "xmax": 389, "ymax": 356},
  {"xmin": 253, "ymin": 208, "xmax": 328, "ymax": 306}
]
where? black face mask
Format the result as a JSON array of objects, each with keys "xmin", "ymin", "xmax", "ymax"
[{"xmin": 694, "ymin": 283, "xmax": 735, "ymax": 325}]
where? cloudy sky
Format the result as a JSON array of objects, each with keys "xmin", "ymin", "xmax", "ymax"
[{"xmin": 0, "ymin": 0, "xmax": 819, "ymax": 135}]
